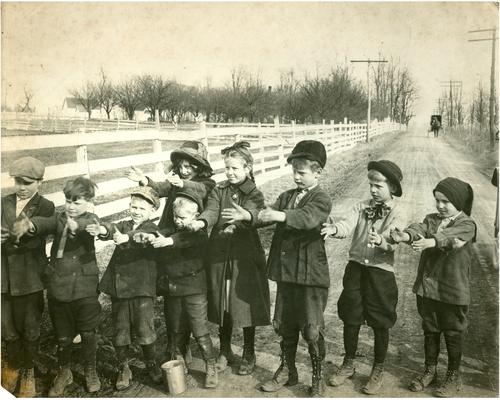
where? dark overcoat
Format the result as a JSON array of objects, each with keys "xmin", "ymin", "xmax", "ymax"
[
  {"xmin": 32, "ymin": 211, "xmax": 100, "ymax": 302},
  {"xmin": 199, "ymin": 178, "xmax": 270, "ymax": 328},
  {"xmin": 1, "ymin": 193, "xmax": 55, "ymax": 295},
  {"xmin": 406, "ymin": 212, "xmax": 477, "ymax": 305},
  {"xmin": 266, "ymin": 186, "xmax": 333, "ymax": 288},
  {"xmin": 98, "ymin": 220, "xmax": 159, "ymax": 298}
]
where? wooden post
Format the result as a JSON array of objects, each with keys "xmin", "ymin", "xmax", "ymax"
[
  {"xmin": 259, "ymin": 129, "xmax": 265, "ymax": 175},
  {"xmin": 83, "ymin": 119, "xmax": 87, "ymax": 134},
  {"xmin": 135, "ymin": 119, "xmax": 139, "ymax": 130},
  {"xmin": 200, "ymin": 121, "xmax": 209, "ymax": 161},
  {"xmin": 69, "ymin": 119, "xmax": 72, "ymax": 133},
  {"xmin": 291, "ymin": 120, "xmax": 296, "ymax": 143},
  {"xmin": 153, "ymin": 139, "xmax": 163, "ymax": 175},
  {"xmin": 329, "ymin": 120, "xmax": 335, "ymax": 152},
  {"xmin": 76, "ymin": 145, "xmax": 90, "ymax": 178},
  {"xmin": 117, "ymin": 118, "xmax": 120, "ymax": 131},
  {"xmin": 155, "ymin": 109, "xmax": 160, "ymax": 131}
]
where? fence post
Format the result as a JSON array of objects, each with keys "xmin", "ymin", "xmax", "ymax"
[
  {"xmin": 259, "ymin": 128, "xmax": 265, "ymax": 175},
  {"xmin": 52, "ymin": 118, "xmax": 57, "ymax": 133},
  {"xmin": 83, "ymin": 119, "xmax": 87, "ymax": 134},
  {"xmin": 135, "ymin": 119, "xmax": 139, "ymax": 130},
  {"xmin": 329, "ymin": 120, "xmax": 335, "ymax": 152},
  {"xmin": 200, "ymin": 121, "xmax": 210, "ymax": 161},
  {"xmin": 291, "ymin": 120, "xmax": 296, "ymax": 143},
  {"xmin": 76, "ymin": 145, "xmax": 90, "ymax": 178},
  {"xmin": 153, "ymin": 139, "xmax": 163, "ymax": 175}
]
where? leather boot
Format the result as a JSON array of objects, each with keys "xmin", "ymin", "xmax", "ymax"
[
  {"xmin": 2, "ymin": 361, "xmax": 20, "ymax": 394},
  {"xmin": 84, "ymin": 363, "xmax": 101, "ymax": 393},
  {"xmin": 3, "ymin": 339, "xmax": 22, "ymax": 393},
  {"xmin": 362, "ymin": 362, "xmax": 384, "ymax": 395},
  {"xmin": 260, "ymin": 340, "xmax": 298, "ymax": 392},
  {"xmin": 435, "ymin": 369, "xmax": 462, "ymax": 397},
  {"xmin": 48, "ymin": 366, "xmax": 73, "ymax": 397},
  {"xmin": 142, "ymin": 343, "xmax": 162, "ymax": 384},
  {"xmin": 328, "ymin": 357, "xmax": 355, "ymax": 387},
  {"xmin": 196, "ymin": 335, "xmax": 218, "ymax": 389},
  {"xmin": 116, "ymin": 362, "xmax": 132, "ymax": 391},
  {"xmin": 309, "ymin": 353, "xmax": 325, "ymax": 397},
  {"xmin": 18, "ymin": 367, "xmax": 36, "ymax": 398},
  {"xmin": 217, "ymin": 323, "xmax": 235, "ymax": 371}
]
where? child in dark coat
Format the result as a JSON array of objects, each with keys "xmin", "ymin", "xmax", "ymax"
[
  {"xmin": 1, "ymin": 157, "xmax": 55, "ymax": 397},
  {"xmin": 391, "ymin": 177, "xmax": 476, "ymax": 397},
  {"xmin": 137, "ymin": 188, "xmax": 218, "ymax": 389},
  {"xmin": 322, "ymin": 160, "xmax": 405, "ymax": 395},
  {"xmin": 190, "ymin": 141, "xmax": 270, "ymax": 376},
  {"xmin": 86, "ymin": 187, "xmax": 162, "ymax": 390},
  {"xmin": 258, "ymin": 140, "xmax": 332, "ymax": 397},
  {"xmin": 13, "ymin": 177, "xmax": 102, "ymax": 396}
]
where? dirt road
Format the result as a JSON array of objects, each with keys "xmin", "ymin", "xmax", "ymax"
[{"xmin": 26, "ymin": 129, "xmax": 498, "ymax": 398}]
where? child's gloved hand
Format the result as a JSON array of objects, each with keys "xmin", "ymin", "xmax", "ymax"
[
  {"xmin": 187, "ymin": 220, "xmax": 205, "ymax": 232},
  {"xmin": 126, "ymin": 166, "xmax": 147, "ymax": 185},
  {"xmin": 367, "ymin": 227, "xmax": 382, "ymax": 248},
  {"xmin": 321, "ymin": 216, "xmax": 337, "ymax": 239},
  {"xmin": 150, "ymin": 232, "xmax": 173, "ymax": 248},
  {"xmin": 390, "ymin": 227, "xmax": 410, "ymax": 243},
  {"xmin": 133, "ymin": 232, "xmax": 156, "ymax": 244},
  {"xmin": 113, "ymin": 227, "xmax": 130, "ymax": 245},
  {"xmin": 411, "ymin": 234, "xmax": 435, "ymax": 252},
  {"xmin": 220, "ymin": 224, "xmax": 236, "ymax": 236},
  {"xmin": 165, "ymin": 171, "xmax": 184, "ymax": 188},
  {"xmin": 221, "ymin": 202, "xmax": 251, "ymax": 223}
]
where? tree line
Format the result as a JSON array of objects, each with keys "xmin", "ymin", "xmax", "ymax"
[{"xmin": 66, "ymin": 61, "xmax": 417, "ymax": 125}]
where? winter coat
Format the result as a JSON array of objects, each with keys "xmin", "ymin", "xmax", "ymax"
[
  {"xmin": 406, "ymin": 212, "xmax": 477, "ymax": 305},
  {"xmin": 144, "ymin": 176, "xmax": 216, "ymax": 230},
  {"xmin": 1, "ymin": 193, "xmax": 55, "ymax": 295},
  {"xmin": 266, "ymin": 186, "xmax": 332, "ymax": 288},
  {"xmin": 98, "ymin": 220, "xmax": 159, "ymax": 298},
  {"xmin": 199, "ymin": 178, "xmax": 270, "ymax": 328},
  {"xmin": 32, "ymin": 211, "xmax": 99, "ymax": 302},
  {"xmin": 156, "ymin": 228, "xmax": 209, "ymax": 297}
]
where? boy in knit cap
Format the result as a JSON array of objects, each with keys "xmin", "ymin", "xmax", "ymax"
[
  {"xmin": 1, "ymin": 157, "xmax": 55, "ymax": 397},
  {"xmin": 321, "ymin": 160, "xmax": 405, "ymax": 395},
  {"xmin": 85, "ymin": 187, "xmax": 163, "ymax": 390},
  {"xmin": 259, "ymin": 140, "xmax": 332, "ymax": 397},
  {"xmin": 391, "ymin": 177, "xmax": 476, "ymax": 397}
]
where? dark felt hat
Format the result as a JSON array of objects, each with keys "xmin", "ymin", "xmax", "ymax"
[
  {"xmin": 287, "ymin": 140, "xmax": 327, "ymax": 168},
  {"xmin": 433, "ymin": 177, "xmax": 474, "ymax": 216},
  {"xmin": 170, "ymin": 141, "xmax": 213, "ymax": 174},
  {"xmin": 367, "ymin": 160, "xmax": 403, "ymax": 197},
  {"xmin": 175, "ymin": 187, "xmax": 204, "ymax": 212},
  {"xmin": 9, "ymin": 156, "xmax": 45, "ymax": 182},
  {"xmin": 130, "ymin": 187, "xmax": 160, "ymax": 209}
]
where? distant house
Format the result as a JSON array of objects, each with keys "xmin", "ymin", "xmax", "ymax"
[{"xmin": 61, "ymin": 97, "xmax": 149, "ymax": 121}]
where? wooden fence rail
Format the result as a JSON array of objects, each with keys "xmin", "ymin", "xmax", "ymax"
[{"xmin": 1, "ymin": 120, "xmax": 403, "ymax": 221}]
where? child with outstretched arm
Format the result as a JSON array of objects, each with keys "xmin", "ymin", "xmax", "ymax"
[{"xmin": 390, "ymin": 177, "xmax": 476, "ymax": 397}]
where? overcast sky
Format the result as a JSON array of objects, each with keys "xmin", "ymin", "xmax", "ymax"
[{"xmin": 1, "ymin": 2, "xmax": 498, "ymax": 125}]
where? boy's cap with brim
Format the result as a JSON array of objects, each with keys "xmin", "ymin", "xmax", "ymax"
[
  {"xmin": 367, "ymin": 160, "xmax": 403, "ymax": 197},
  {"xmin": 286, "ymin": 140, "xmax": 327, "ymax": 168},
  {"xmin": 9, "ymin": 156, "xmax": 45, "ymax": 182},
  {"xmin": 170, "ymin": 141, "xmax": 213, "ymax": 174},
  {"xmin": 130, "ymin": 187, "xmax": 160, "ymax": 209},
  {"xmin": 175, "ymin": 187, "xmax": 204, "ymax": 212}
]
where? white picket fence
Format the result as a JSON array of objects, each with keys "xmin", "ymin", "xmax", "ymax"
[{"xmin": 1, "ymin": 119, "xmax": 403, "ymax": 221}]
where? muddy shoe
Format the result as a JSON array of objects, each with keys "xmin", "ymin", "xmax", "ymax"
[
  {"xmin": 205, "ymin": 359, "xmax": 218, "ymax": 388},
  {"xmin": 18, "ymin": 368, "xmax": 36, "ymax": 398},
  {"xmin": 146, "ymin": 361, "xmax": 162, "ymax": 384},
  {"xmin": 328, "ymin": 358, "xmax": 355, "ymax": 387},
  {"xmin": 434, "ymin": 369, "xmax": 462, "ymax": 398},
  {"xmin": 238, "ymin": 352, "xmax": 256, "ymax": 375},
  {"xmin": 216, "ymin": 351, "xmax": 236, "ymax": 372},
  {"xmin": 261, "ymin": 360, "xmax": 298, "ymax": 392},
  {"xmin": 1, "ymin": 363, "xmax": 20, "ymax": 394},
  {"xmin": 409, "ymin": 364, "xmax": 437, "ymax": 392},
  {"xmin": 48, "ymin": 367, "xmax": 73, "ymax": 397},
  {"xmin": 116, "ymin": 363, "xmax": 132, "ymax": 391},
  {"xmin": 362, "ymin": 362, "xmax": 384, "ymax": 395},
  {"xmin": 84, "ymin": 365, "xmax": 101, "ymax": 393}
]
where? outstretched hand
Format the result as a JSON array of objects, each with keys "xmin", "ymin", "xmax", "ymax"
[
  {"xmin": 126, "ymin": 166, "xmax": 146, "ymax": 184},
  {"xmin": 221, "ymin": 202, "xmax": 251, "ymax": 224},
  {"xmin": 411, "ymin": 235, "xmax": 435, "ymax": 252},
  {"xmin": 86, "ymin": 218, "xmax": 105, "ymax": 237},
  {"xmin": 321, "ymin": 216, "xmax": 337, "ymax": 239},
  {"xmin": 133, "ymin": 232, "xmax": 156, "ymax": 244},
  {"xmin": 165, "ymin": 171, "xmax": 184, "ymax": 188},
  {"xmin": 390, "ymin": 227, "xmax": 410, "ymax": 243},
  {"xmin": 258, "ymin": 207, "xmax": 285, "ymax": 223},
  {"xmin": 113, "ymin": 227, "xmax": 129, "ymax": 245},
  {"xmin": 150, "ymin": 232, "xmax": 173, "ymax": 248}
]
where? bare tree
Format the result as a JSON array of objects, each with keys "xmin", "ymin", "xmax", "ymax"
[
  {"xmin": 97, "ymin": 69, "xmax": 116, "ymax": 119},
  {"xmin": 137, "ymin": 75, "xmax": 173, "ymax": 121},
  {"xmin": 70, "ymin": 82, "xmax": 99, "ymax": 119},
  {"xmin": 115, "ymin": 78, "xmax": 142, "ymax": 120},
  {"xmin": 16, "ymin": 87, "xmax": 35, "ymax": 113}
]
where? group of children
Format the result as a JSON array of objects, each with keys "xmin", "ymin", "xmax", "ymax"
[{"xmin": 1, "ymin": 137, "xmax": 477, "ymax": 398}]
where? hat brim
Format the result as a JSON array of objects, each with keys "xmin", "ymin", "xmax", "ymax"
[
  {"xmin": 175, "ymin": 192, "xmax": 203, "ymax": 211},
  {"xmin": 367, "ymin": 161, "xmax": 402, "ymax": 197},
  {"xmin": 10, "ymin": 175, "xmax": 38, "ymax": 183},
  {"xmin": 286, "ymin": 152, "xmax": 325, "ymax": 168},
  {"xmin": 170, "ymin": 149, "xmax": 213, "ymax": 174}
]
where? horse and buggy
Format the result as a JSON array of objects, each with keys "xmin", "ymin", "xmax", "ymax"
[{"xmin": 429, "ymin": 115, "xmax": 442, "ymax": 138}]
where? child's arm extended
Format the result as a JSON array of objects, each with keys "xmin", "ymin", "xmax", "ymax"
[
  {"xmin": 150, "ymin": 229, "xmax": 207, "ymax": 249},
  {"xmin": 190, "ymin": 188, "xmax": 222, "ymax": 232},
  {"xmin": 322, "ymin": 202, "xmax": 362, "ymax": 239},
  {"xmin": 220, "ymin": 189, "xmax": 266, "ymax": 229},
  {"xmin": 429, "ymin": 218, "xmax": 476, "ymax": 251}
]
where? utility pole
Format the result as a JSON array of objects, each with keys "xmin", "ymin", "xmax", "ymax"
[
  {"xmin": 351, "ymin": 59, "xmax": 387, "ymax": 142},
  {"xmin": 468, "ymin": 28, "xmax": 498, "ymax": 146},
  {"xmin": 440, "ymin": 81, "xmax": 462, "ymax": 127}
]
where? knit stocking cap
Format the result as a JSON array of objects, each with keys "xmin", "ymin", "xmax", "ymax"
[{"xmin": 433, "ymin": 177, "xmax": 474, "ymax": 216}]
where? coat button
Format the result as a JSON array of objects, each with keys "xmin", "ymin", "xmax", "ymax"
[{"xmin": 364, "ymin": 259, "xmax": 369, "ymax": 264}]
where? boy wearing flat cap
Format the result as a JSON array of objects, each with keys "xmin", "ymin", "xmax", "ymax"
[
  {"xmin": 259, "ymin": 140, "xmax": 332, "ymax": 397},
  {"xmin": 322, "ymin": 159, "xmax": 406, "ymax": 395},
  {"xmin": 86, "ymin": 187, "xmax": 162, "ymax": 390},
  {"xmin": 391, "ymin": 177, "xmax": 476, "ymax": 397},
  {"xmin": 1, "ymin": 157, "xmax": 55, "ymax": 396},
  {"xmin": 137, "ymin": 188, "xmax": 218, "ymax": 389}
]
